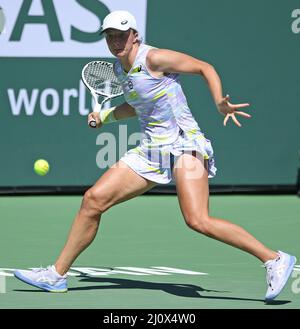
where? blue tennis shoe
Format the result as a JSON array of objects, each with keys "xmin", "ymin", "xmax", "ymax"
[
  {"xmin": 264, "ymin": 250, "xmax": 296, "ymax": 302},
  {"xmin": 14, "ymin": 265, "xmax": 67, "ymax": 292}
]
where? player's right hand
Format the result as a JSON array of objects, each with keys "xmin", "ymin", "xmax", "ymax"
[{"xmin": 88, "ymin": 112, "xmax": 102, "ymax": 128}]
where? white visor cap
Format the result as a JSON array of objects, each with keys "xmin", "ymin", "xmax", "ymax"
[{"xmin": 100, "ymin": 10, "xmax": 138, "ymax": 34}]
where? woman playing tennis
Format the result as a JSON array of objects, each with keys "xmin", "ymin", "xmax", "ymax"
[{"xmin": 14, "ymin": 10, "xmax": 296, "ymax": 302}]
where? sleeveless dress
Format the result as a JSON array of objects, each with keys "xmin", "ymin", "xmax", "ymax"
[{"xmin": 114, "ymin": 44, "xmax": 217, "ymax": 184}]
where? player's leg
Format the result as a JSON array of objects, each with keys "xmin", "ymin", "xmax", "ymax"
[
  {"xmin": 55, "ymin": 160, "xmax": 156, "ymax": 276},
  {"xmin": 173, "ymin": 152, "xmax": 296, "ymax": 301},
  {"xmin": 173, "ymin": 152, "xmax": 278, "ymax": 261},
  {"xmin": 14, "ymin": 161, "xmax": 156, "ymax": 291}
]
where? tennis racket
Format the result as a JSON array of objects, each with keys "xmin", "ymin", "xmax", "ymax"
[
  {"xmin": 81, "ymin": 61, "xmax": 123, "ymax": 128},
  {"xmin": 0, "ymin": 7, "xmax": 6, "ymax": 34}
]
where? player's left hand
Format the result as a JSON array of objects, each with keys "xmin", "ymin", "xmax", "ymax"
[{"xmin": 217, "ymin": 95, "xmax": 251, "ymax": 127}]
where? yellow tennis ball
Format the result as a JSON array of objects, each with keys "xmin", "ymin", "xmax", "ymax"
[{"xmin": 34, "ymin": 159, "xmax": 50, "ymax": 176}]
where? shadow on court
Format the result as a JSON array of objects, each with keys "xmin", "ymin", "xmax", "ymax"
[
  {"xmin": 13, "ymin": 277, "xmax": 291, "ymax": 305},
  {"xmin": 73, "ymin": 277, "xmax": 222, "ymax": 298},
  {"xmin": 67, "ymin": 277, "xmax": 289, "ymax": 304}
]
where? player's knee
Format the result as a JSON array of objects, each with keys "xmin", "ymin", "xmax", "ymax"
[
  {"xmin": 186, "ymin": 215, "xmax": 211, "ymax": 235},
  {"xmin": 82, "ymin": 188, "xmax": 112, "ymax": 215}
]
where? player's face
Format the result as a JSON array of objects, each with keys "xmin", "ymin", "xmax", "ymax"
[{"xmin": 104, "ymin": 29, "xmax": 138, "ymax": 58}]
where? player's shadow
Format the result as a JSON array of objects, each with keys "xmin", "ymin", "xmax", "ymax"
[
  {"xmin": 13, "ymin": 276, "xmax": 291, "ymax": 305},
  {"xmin": 67, "ymin": 277, "xmax": 290, "ymax": 304}
]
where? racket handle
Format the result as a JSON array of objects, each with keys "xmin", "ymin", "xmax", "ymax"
[{"xmin": 89, "ymin": 120, "xmax": 97, "ymax": 128}]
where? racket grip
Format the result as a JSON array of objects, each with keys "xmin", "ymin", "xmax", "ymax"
[{"xmin": 89, "ymin": 120, "xmax": 97, "ymax": 128}]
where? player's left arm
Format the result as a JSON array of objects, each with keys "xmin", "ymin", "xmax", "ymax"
[{"xmin": 147, "ymin": 49, "xmax": 251, "ymax": 127}]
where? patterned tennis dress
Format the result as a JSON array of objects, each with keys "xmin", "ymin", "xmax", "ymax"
[{"xmin": 114, "ymin": 44, "xmax": 217, "ymax": 184}]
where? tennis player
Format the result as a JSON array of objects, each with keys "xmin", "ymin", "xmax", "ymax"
[{"xmin": 14, "ymin": 10, "xmax": 296, "ymax": 302}]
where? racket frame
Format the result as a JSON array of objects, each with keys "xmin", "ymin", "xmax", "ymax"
[{"xmin": 81, "ymin": 61, "xmax": 123, "ymax": 128}]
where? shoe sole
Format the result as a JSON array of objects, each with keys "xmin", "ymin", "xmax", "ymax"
[
  {"xmin": 265, "ymin": 256, "xmax": 297, "ymax": 302},
  {"xmin": 14, "ymin": 271, "xmax": 68, "ymax": 293}
]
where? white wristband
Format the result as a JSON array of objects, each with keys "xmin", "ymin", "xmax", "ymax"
[{"xmin": 99, "ymin": 107, "xmax": 117, "ymax": 124}]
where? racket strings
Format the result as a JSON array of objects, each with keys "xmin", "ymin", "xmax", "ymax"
[{"xmin": 83, "ymin": 61, "xmax": 123, "ymax": 96}]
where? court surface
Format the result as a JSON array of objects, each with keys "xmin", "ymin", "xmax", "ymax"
[{"xmin": 0, "ymin": 195, "xmax": 299, "ymax": 309}]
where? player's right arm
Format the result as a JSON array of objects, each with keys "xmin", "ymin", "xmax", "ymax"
[
  {"xmin": 113, "ymin": 102, "xmax": 137, "ymax": 120},
  {"xmin": 88, "ymin": 102, "xmax": 136, "ymax": 128}
]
